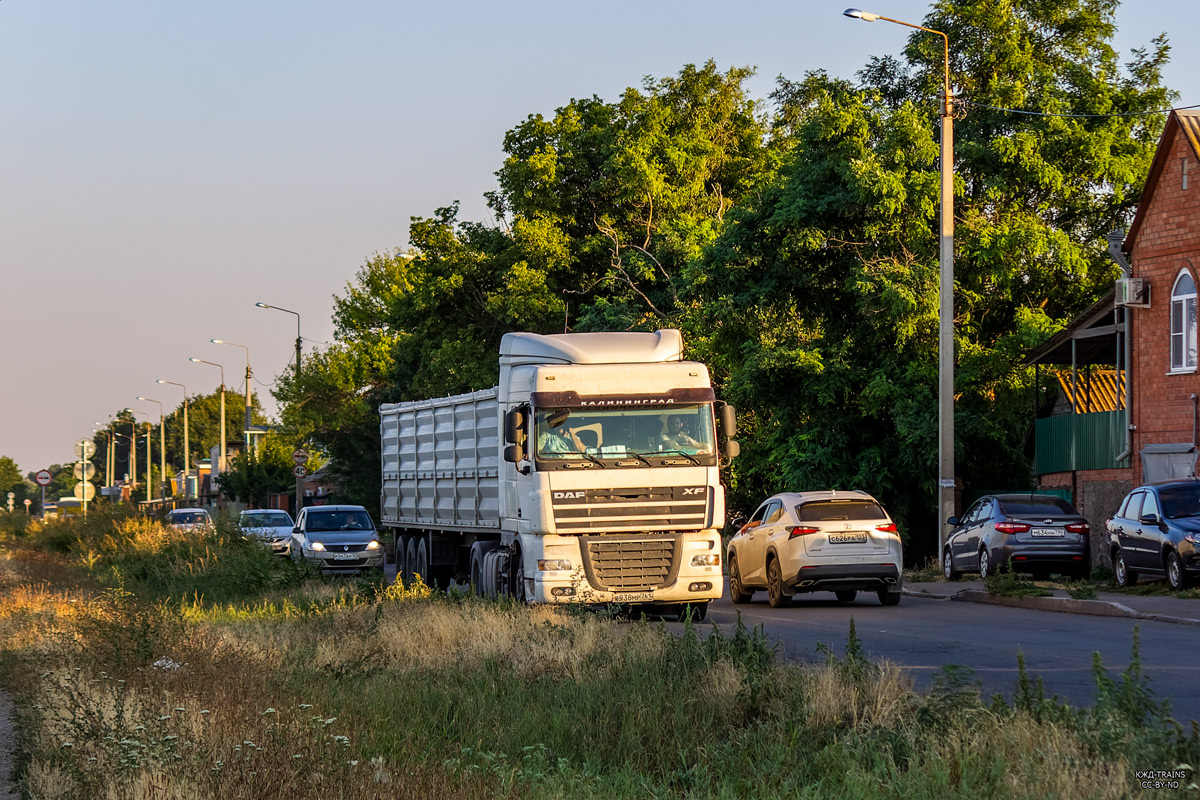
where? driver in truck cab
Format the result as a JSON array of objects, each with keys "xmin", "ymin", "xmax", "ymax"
[{"xmin": 660, "ymin": 414, "xmax": 701, "ymax": 449}]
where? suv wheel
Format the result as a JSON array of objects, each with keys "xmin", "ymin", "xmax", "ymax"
[
  {"xmin": 728, "ymin": 553, "xmax": 753, "ymax": 604},
  {"xmin": 766, "ymin": 557, "xmax": 792, "ymax": 608}
]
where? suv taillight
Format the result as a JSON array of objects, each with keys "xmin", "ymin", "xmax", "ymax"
[
  {"xmin": 875, "ymin": 523, "xmax": 897, "ymax": 533},
  {"xmin": 787, "ymin": 526, "xmax": 820, "ymax": 538},
  {"xmin": 994, "ymin": 521, "xmax": 1031, "ymax": 534},
  {"xmin": 1065, "ymin": 522, "xmax": 1089, "ymax": 534}
]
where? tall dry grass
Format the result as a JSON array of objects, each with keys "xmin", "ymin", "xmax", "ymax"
[{"xmin": 1, "ymin": 512, "xmax": 1197, "ymax": 798}]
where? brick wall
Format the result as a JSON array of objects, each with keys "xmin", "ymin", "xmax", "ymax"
[{"xmin": 1128, "ymin": 128, "xmax": 1200, "ymax": 482}]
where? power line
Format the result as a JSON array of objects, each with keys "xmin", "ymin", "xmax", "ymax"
[{"xmin": 958, "ymin": 98, "xmax": 1200, "ymax": 119}]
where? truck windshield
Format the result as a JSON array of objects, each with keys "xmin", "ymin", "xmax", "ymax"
[{"xmin": 534, "ymin": 404, "xmax": 715, "ymax": 463}]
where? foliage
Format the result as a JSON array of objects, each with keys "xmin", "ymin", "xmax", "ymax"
[
  {"xmin": 215, "ymin": 431, "xmax": 319, "ymax": 509},
  {"xmin": 693, "ymin": 0, "xmax": 1171, "ymax": 552}
]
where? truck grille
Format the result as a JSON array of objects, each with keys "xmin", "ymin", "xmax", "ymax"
[
  {"xmin": 551, "ymin": 486, "xmax": 709, "ymax": 534},
  {"xmin": 583, "ymin": 535, "xmax": 678, "ymax": 592}
]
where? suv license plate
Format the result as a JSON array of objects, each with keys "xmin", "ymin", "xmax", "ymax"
[
  {"xmin": 828, "ymin": 532, "xmax": 868, "ymax": 544},
  {"xmin": 1031, "ymin": 528, "xmax": 1064, "ymax": 537},
  {"xmin": 332, "ymin": 553, "xmax": 359, "ymax": 560}
]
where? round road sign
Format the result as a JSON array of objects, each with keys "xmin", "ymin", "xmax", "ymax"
[
  {"xmin": 34, "ymin": 470, "xmax": 52, "ymax": 487},
  {"xmin": 292, "ymin": 464, "xmax": 308, "ymax": 478},
  {"xmin": 72, "ymin": 462, "xmax": 97, "ymax": 481},
  {"xmin": 292, "ymin": 449, "xmax": 309, "ymax": 465},
  {"xmin": 76, "ymin": 439, "xmax": 96, "ymax": 459},
  {"xmin": 73, "ymin": 481, "xmax": 96, "ymax": 502}
]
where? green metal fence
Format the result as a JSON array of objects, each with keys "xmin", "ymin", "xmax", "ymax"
[{"xmin": 1034, "ymin": 410, "xmax": 1128, "ymax": 474}]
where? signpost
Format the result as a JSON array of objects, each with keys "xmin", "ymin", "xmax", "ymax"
[
  {"xmin": 292, "ymin": 449, "xmax": 308, "ymax": 516},
  {"xmin": 35, "ymin": 470, "xmax": 51, "ymax": 518}
]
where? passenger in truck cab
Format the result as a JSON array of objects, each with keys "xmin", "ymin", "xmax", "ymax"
[
  {"xmin": 537, "ymin": 411, "xmax": 583, "ymax": 455},
  {"xmin": 660, "ymin": 414, "xmax": 701, "ymax": 450}
]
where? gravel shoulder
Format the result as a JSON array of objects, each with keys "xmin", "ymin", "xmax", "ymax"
[{"xmin": 0, "ymin": 688, "xmax": 16, "ymax": 799}]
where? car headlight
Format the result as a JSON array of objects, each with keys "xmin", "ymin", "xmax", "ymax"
[
  {"xmin": 1185, "ymin": 532, "xmax": 1200, "ymax": 545},
  {"xmin": 691, "ymin": 554, "xmax": 720, "ymax": 567},
  {"xmin": 310, "ymin": 541, "xmax": 326, "ymax": 552},
  {"xmin": 538, "ymin": 559, "xmax": 572, "ymax": 571},
  {"xmin": 366, "ymin": 540, "xmax": 381, "ymax": 550}
]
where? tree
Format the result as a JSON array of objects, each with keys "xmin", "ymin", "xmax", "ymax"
[
  {"xmin": 216, "ymin": 432, "xmax": 316, "ymax": 508},
  {"xmin": 696, "ymin": 0, "xmax": 1171, "ymax": 555},
  {"xmin": 0, "ymin": 456, "xmax": 33, "ymax": 510}
]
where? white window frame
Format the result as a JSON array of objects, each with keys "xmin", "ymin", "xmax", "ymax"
[{"xmin": 1170, "ymin": 268, "xmax": 1197, "ymax": 373}]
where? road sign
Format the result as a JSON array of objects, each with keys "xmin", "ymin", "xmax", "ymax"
[
  {"xmin": 72, "ymin": 462, "xmax": 97, "ymax": 481},
  {"xmin": 76, "ymin": 439, "xmax": 96, "ymax": 459},
  {"xmin": 73, "ymin": 481, "xmax": 96, "ymax": 501},
  {"xmin": 292, "ymin": 464, "xmax": 308, "ymax": 478},
  {"xmin": 34, "ymin": 470, "xmax": 52, "ymax": 487},
  {"xmin": 292, "ymin": 449, "xmax": 309, "ymax": 465}
]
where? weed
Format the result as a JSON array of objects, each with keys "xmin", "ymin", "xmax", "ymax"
[{"xmin": 985, "ymin": 564, "xmax": 1053, "ymax": 597}]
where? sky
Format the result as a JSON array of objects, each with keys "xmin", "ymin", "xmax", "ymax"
[{"xmin": 0, "ymin": 0, "xmax": 1192, "ymax": 474}]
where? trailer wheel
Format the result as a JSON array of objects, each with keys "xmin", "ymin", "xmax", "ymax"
[
  {"xmin": 402, "ymin": 536, "xmax": 417, "ymax": 585},
  {"xmin": 413, "ymin": 538, "xmax": 429, "ymax": 587}
]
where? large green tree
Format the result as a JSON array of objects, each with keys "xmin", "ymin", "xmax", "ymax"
[{"xmin": 696, "ymin": 0, "xmax": 1171, "ymax": 554}]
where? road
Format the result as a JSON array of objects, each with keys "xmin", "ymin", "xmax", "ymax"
[{"xmin": 696, "ymin": 590, "xmax": 1200, "ymax": 725}]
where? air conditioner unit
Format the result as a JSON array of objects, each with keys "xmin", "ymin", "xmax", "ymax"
[{"xmin": 1115, "ymin": 277, "xmax": 1150, "ymax": 308}]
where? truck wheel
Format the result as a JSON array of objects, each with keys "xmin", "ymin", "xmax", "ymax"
[
  {"xmin": 510, "ymin": 550, "xmax": 528, "ymax": 604},
  {"xmin": 414, "ymin": 539, "xmax": 429, "ymax": 587},
  {"xmin": 402, "ymin": 537, "xmax": 417, "ymax": 585},
  {"xmin": 470, "ymin": 550, "xmax": 486, "ymax": 597}
]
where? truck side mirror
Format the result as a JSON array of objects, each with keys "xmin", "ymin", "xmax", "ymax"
[
  {"xmin": 721, "ymin": 439, "xmax": 740, "ymax": 459},
  {"xmin": 503, "ymin": 443, "xmax": 525, "ymax": 464},
  {"xmin": 504, "ymin": 408, "xmax": 526, "ymax": 445},
  {"xmin": 719, "ymin": 404, "xmax": 738, "ymax": 438}
]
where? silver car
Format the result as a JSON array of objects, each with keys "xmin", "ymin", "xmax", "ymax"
[
  {"xmin": 290, "ymin": 505, "xmax": 385, "ymax": 574},
  {"xmin": 238, "ymin": 509, "xmax": 295, "ymax": 557},
  {"xmin": 727, "ymin": 490, "xmax": 903, "ymax": 607},
  {"xmin": 165, "ymin": 508, "xmax": 213, "ymax": 533}
]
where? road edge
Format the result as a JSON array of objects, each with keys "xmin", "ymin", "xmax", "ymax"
[{"xmin": 918, "ymin": 588, "xmax": 1200, "ymax": 626}]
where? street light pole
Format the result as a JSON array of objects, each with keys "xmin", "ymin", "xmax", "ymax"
[
  {"xmin": 844, "ymin": 8, "xmax": 956, "ymax": 557},
  {"xmin": 212, "ymin": 339, "xmax": 252, "ymax": 452},
  {"xmin": 190, "ymin": 358, "xmax": 227, "ymax": 474},
  {"xmin": 157, "ymin": 380, "xmax": 190, "ymax": 501},
  {"xmin": 257, "ymin": 302, "xmax": 303, "ymax": 514},
  {"xmin": 137, "ymin": 396, "xmax": 168, "ymax": 502}
]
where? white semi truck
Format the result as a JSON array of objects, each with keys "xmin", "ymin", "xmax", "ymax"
[{"xmin": 379, "ymin": 328, "xmax": 739, "ymax": 616}]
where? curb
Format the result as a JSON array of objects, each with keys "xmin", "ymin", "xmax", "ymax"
[{"xmin": 949, "ymin": 589, "xmax": 1200, "ymax": 627}]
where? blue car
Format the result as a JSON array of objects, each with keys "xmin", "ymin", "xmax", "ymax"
[{"xmin": 1106, "ymin": 480, "xmax": 1200, "ymax": 590}]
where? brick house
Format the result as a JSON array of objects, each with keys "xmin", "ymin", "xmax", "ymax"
[{"xmin": 1027, "ymin": 109, "xmax": 1200, "ymax": 565}]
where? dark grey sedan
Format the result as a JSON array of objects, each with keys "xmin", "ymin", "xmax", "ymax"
[
  {"xmin": 943, "ymin": 494, "xmax": 1090, "ymax": 580},
  {"xmin": 1106, "ymin": 480, "xmax": 1200, "ymax": 590}
]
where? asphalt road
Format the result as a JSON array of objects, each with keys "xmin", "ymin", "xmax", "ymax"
[{"xmin": 698, "ymin": 589, "xmax": 1200, "ymax": 725}]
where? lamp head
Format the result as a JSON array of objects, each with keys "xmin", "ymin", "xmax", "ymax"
[
  {"xmin": 156, "ymin": 379, "xmax": 166, "ymax": 385},
  {"xmin": 255, "ymin": 302, "xmax": 270, "ymax": 309},
  {"xmin": 210, "ymin": 338, "xmax": 223, "ymax": 344},
  {"xmin": 189, "ymin": 357, "xmax": 201, "ymax": 363},
  {"xmin": 843, "ymin": 8, "xmax": 879, "ymax": 21}
]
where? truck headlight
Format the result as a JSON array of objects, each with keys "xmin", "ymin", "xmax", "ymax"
[
  {"xmin": 691, "ymin": 554, "xmax": 720, "ymax": 567},
  {"xmin": 310, "ymin": 542, "xmax": 326, "ymax": 552},
  {"xmin": 538, "ymin": 559, "xmax": 572, "ymax": 571}
]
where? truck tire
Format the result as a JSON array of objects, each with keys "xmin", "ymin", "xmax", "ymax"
[
  {"xmin": 402, "ymin": 536, "xmax": 417, "ymax": 585},
  {"xmin": 414, "ymin": 538, "xmax": 429, "ymax": 586}
]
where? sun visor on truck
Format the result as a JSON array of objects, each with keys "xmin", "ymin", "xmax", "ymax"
[
  {"xmin": 532, "ymin": 387, "xmax": 716, "ymax": 407},
  {"xmin": 499, "ymin": 329, "xmax": 684, "ymax": 365}
]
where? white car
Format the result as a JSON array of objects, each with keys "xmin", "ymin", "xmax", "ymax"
[
  {"xmin": 290, "ymin": 505, "xmax": 385, "ymax": 574},
  {"xmin": 726, "ymin": 490, "xmax": 903, "ymax": 607},
  {"xmin": 164, "ymin": 508, "xmax": 213, "ymax": 533},
  {"xmin": 238, "ymin": 509, "xmax": 296, "ymax": 557}
]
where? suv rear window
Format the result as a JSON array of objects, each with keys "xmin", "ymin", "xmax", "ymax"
[
  {"xmin": 997, "ymin": 498, "xmax": 1077, "ymax": 516},
  {"xmin": 796, "ymin": 500, "xmax": 886, "ymax": 522}
]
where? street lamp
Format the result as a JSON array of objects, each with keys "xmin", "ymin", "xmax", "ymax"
[
  {"xmin": 137, "ymin": 396, "xmax": 168, "ymax": 502},
  {"xmin": 190, "ymin": 357, "xmax": 227, "ymax": 474},
  {"xmin": 133, "ymin": 412, "xmax": 154, "ymax": 503},
  {"xmin": 114, "ymin": 431, "xmax": 135, "ymax": 500},
  {"xmin": 844, "ymin": 8, "xmax": 956, "ymax": 556},
  {"xmin": 212, "ymin": 339, "xmax": 252, "ymax": 449},
  {"xmin": 257, "ymin": 301, "xmax": 303, "ymax": 514},
  {"xmin": 157, "ymin": 379, "xmax": 191, "ymax": 500},
  {"xmin": 93, "ymin": 423, "xmax": 114, "ymax": 488}
]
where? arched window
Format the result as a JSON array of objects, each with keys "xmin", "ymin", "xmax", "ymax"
[{"xmin": 1171, "ymin": 269, "xmax": 1197, "ymax": 371}]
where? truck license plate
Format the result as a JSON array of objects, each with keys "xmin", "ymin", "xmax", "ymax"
[
  {"xmin": 614, "ymin": 592, "xmax": 653, "ymax": 602},
  {"xmin": 828, "ymin": 532, "xmax": 868, "ymax": 544}
]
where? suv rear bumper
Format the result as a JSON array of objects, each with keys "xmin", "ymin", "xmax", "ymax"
[{"xmin": 787, "ymin": 563, "xmax": 901, "ymax": 594}]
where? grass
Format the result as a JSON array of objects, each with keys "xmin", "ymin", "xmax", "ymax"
[{"xmin": 2, "ymin": 512, "xmax": 1199, "ymax": 798}]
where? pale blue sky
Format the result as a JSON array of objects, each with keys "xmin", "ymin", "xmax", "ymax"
[{"xmin": 0, "ymin": 1, "xmax": 1190, "ymax": 473}]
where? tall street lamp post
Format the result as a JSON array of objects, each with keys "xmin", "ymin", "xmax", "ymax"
[
  {"xmin": 844, "ymin": 8, "xmax": 956, "ymax": 557},
  {"xmin": 93, "ymin": 423, "xmax": 113, "ymax": 488},
  {"xmin": 190, "ymin": 358, "xmax": 227, "ymax": 474},
  {"xmin": 133, "ymin": 413, "xmax": 153, "ymax": 503},
  {"xmin": 137, "ymin": 396, "xmax": 168, "ymax": 502},
  {"xmin": 212, "ymin": 339, "xmax": 252, "ymax": 450},
  {"xmin": 157, "ymin": 380, "xmax": 190, "ymax": 500},
  {"xmin": 257, "ymin": 301, "xmax": 303, "ymax": 514},
  {"xmin": 114, "ymin": 431, "xmax": 134, "ymax": 500}
]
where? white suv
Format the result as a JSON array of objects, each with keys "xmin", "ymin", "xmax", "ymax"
[
  {"xmin": 726, "ymin": 490, "xmax": 903, "ymax": 607},
  {"xmin": 290, "ymin": 505, "xmax": 384, "ymax": 574}
]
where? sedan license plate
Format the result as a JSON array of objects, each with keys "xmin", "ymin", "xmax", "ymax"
[
  {"xmin": 828, "ymin": 532, "xmax": 868, "ymax": 544},
  {"xmin": 332, "ymin": 552, "xmax": 359, "ymax": 560},
  {"xmin": 1031, "ymin": 528, "xmax": 1064, "ymax": 538}
]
